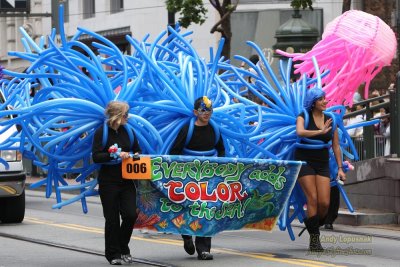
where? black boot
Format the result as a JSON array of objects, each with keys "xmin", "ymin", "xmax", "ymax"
[
  {"xmin": 318, "ymin": 215, "xmax": 327, "ymax": 227},
  {"xmin": 304, "ymin": 216, "xmax": 324, "ymax": 252}
]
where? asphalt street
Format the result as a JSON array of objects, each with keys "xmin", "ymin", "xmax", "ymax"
[{"xmin": 1, "ymin": 188, "xmax": 398, "ymax": 267}]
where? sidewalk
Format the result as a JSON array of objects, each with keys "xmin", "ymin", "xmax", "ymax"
[
  {"xmin": 336, "ymin": 208, "xmax": 400, "ymax": 227},
  {"xmin": 290, "ymin": 218, "xmax": 400, "ymax": 241}
]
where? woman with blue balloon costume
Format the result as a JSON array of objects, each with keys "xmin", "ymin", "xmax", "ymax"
[
  {"xmin": 170, "ymin": 96, "xmax": 225, "ymax": 261},
  {"xmin": 295, "ymin": 88, "xmax": 346, "ymax": 252},
  {"xmin": 92, "ymin": 101, "xmax": 141, "ymax": 265}
]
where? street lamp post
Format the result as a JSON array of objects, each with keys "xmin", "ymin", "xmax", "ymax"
[
  {"xmin": 393, "ymin": 0, "xmax": 400, "ymax": 157},
  {"xmin": 397, "ymin": 0, "xmax": 400, "ymax": 68},
  {"xmin": 168, "ymin": 11, "xmax": 175, "ymax": 35}
]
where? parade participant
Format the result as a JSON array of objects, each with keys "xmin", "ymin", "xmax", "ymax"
[
  {"xmin": 170, "ymin": 96, "xmax": 225, "ymax": 260},
  {"xmin": 92, "ymin": 101, "xmax": 141, "ymax": 265},
  {"xmin": 295, "ymin": 88, "xmax": 346, "ymax": 252}
]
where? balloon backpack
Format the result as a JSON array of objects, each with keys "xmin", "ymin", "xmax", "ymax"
[{"xmin": 0, "ymin": 5, "xmax": 395, "ymax": 238}]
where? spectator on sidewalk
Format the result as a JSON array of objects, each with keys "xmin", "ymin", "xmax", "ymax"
[
  {"xmin": 346, "ymin": 105, "xmax": 364, "ymax": 138},
  {"xmin": 369, "ymin": 89, "xmax": 385, "ymax": 108},
  {"xmin": 378, "ymin": 108, "xmax": 390, "ymax": 156},
  {"xmin": 353, "ymin": 91, "xmax": 363, "ymax": 104}
]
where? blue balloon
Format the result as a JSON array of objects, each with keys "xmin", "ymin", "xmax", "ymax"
[{"xmin": 0, "ymin": 4, "xmax": 369, "ymax": 240}]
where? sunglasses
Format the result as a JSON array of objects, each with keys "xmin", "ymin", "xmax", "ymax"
[
  {"xmin": 197, "ymin": 108, "xmax": 213, "ymax": 115},
  {"xmin": 123, "ymin": 112, "xmax": 129, "ymax": 119}
]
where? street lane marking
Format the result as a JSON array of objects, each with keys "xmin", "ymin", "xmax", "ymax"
[
  {"xmin": 23, "ymin": 217, "xmax": 346, "ymax": 267},
  {"xmin": 287, "ymin": 258, "xmax": 347, "ymax": 267},
  {"xmin": 25, "ymin": 217, "xmax": 55, "ymax": 224},
  {"xmin": 64, "ymin": 223, "xmax": 104, "ymax": 233},
  {"xmin": 210, "ymin": 249, "xmax": 341, "ymax": 267}
]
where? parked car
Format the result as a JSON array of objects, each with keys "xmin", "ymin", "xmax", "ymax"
[{"xmin": 0, "ymin": 89, "xmax": 26, "ymax": 223}]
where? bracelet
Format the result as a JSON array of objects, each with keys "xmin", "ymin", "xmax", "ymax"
[{"xmin": 338, "ymin": 166, "xmax": 343, "ymax": 169}]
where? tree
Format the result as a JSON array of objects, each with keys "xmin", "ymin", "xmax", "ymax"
[
  {"xmin": 290, "ymin": 0, "xmax": 313, "ymax": 10},
  {"xmin": 166, "ymin": 0, "xmax": 238, "ymax": 60},
  {"xmin": 342, "ymin": 0, "xmax": 351, "ymax": 13},
  {"xmin": 165, "ymin": 0, "xmax": 313, "ymax": 60}
]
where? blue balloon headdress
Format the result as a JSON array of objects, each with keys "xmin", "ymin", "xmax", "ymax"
[
  {"xmin": 303, "ymin": 88, "xmax": 325, "ymax": 111},
  {"xmin": 197, "ymin": 96, "xmax": 212, "ymax": 111}
]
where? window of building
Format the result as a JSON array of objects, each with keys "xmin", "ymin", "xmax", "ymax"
[
  {"xmin": 83, "ymin": 0, "xmax": 96, "ymax": 19},
  {"xmin": 111, "ymin": 0, "xmax": 124, "ymax": 14}
]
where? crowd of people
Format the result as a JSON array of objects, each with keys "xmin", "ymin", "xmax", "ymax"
[
  {"xmin": 90, "ymin": 58, "xmax": 394, "ymax": 264},
  {"xmin": 345, "ymin": 87, "xmax": 392, "ymax": 157}
]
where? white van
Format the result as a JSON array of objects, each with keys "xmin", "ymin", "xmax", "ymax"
[{"xmin": 0, "ymin": 89, "xmax": 26, "ymax": 223}]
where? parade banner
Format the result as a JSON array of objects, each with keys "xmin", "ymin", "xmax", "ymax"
[{"xmin": 133, "ymin": 155, "xmax": 302, "ymax": 236}]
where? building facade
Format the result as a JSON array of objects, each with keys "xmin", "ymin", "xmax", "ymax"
[{"xmin": 0, "ymin": 0, "xmax": 364, "ymax": 71}]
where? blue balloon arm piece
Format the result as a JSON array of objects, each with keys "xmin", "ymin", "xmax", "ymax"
[{"xmin": 0, "ymin": 158, "xmax": 9, "ymax": 170}]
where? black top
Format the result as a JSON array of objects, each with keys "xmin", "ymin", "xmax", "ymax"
[
  {"xmin": 92, "ymin": 125, "xmax": 141, "ymax": 183},
  {"xmin": 294, "ymin": 111, "xmax": 332, "ymax": 163},
  {"xmin": 170, "ymin": 124, "xmax": 225, "ymax": 157}
]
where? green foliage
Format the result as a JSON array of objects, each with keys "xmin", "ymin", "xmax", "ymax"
[
  {"xmin": 290, "ymin": 0, "xmax": 313, "ymax": 10},
  {"xmin": 166, "ymin": 0, "xmax": 208, "ymax": 28}
]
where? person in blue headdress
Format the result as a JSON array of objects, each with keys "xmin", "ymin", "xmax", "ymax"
[
  {"xmin": 170, "ymin": 96, "xmax": 225, "ymax": 261},
  {"xmin": 295, "ymin": 88, "xmax": 346, "ymax": 252}
]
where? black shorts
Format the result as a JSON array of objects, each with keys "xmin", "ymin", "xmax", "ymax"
[{"xmin": 298, "ymin": 161, "xmax": 330, "ymax": 178}]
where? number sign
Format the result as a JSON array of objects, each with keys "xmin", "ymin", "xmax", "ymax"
[{"xmin": 122, "ymin": 157, "xmax": 151, "ymax": 180}]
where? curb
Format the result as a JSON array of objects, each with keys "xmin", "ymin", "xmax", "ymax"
[{"xmin": 336, "ymin": 210, "xmax": 399, "ymax": 226}]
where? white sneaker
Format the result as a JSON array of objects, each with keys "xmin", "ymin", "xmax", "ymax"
[
  {"xmin": 110, "ymin": 258, "xmax": 122, "ymax": 265},
  {"xmin": 121, "ymin": 254, "xmax": 135, "ymax": 264}
]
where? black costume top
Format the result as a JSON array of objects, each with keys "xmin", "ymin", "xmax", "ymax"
[
  {"xmin": 170, "ymin": 124, "xmax": 225, "ymax": 157},
  {"xmin": 92, "ymin": 125, "xmax": 141, "ymax": 182},
  {"xmin": 294, "ymin": 111, "xmax": 332, "ymax": 163}
]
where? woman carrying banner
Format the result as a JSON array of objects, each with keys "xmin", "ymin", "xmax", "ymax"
[
  {"xmin": 295, "ymin": 88, "xmax": 346, "ymax": 252},
  {"xmin": 92, "ymin": 101, "xmax": 141, "ymax": 265},
  {"xmin": 170, "ymin": 96, "xmax": 225, "ymax": 260}
]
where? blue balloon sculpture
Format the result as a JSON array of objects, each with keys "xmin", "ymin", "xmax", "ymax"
[{"xmin": 0, "ymin": 4, "xmax": 375, "ymax": 241}]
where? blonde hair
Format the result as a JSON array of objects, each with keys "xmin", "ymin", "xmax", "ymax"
[{"xmin": 105, "ymin": 101, "xmax": 129, "ymax": 128}]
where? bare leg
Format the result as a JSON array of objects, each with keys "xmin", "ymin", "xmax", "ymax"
[
  {"xmin": 298, "ymin": 175, "xmax": 325, "ymax": 252},
  {"xmin": 315, "ymin": 175, "xmax": 331, "ymax": 219},
  {"xmin": 298, "ymin": 175, "xmax": 318, "ymax": 217}
]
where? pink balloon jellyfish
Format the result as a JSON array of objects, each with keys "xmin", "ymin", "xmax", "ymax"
[{"xmin": 278, "ymin": 10, "xmax": 397, "ymax": 106}]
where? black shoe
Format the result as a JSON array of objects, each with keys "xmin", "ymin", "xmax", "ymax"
[
  {"xmin": 324, "ymin": 223, "xmax": 333, "ymax": 230},
  {"xmin": 183, "ymin": 238, "xmax": 195, "ymax": 255},
  {"xmin": 110, "ymin": 258, "xmax": 122, "ymax": 265},
  {"xmin": 309, "ymin": 234, "xmax": 324, "ymax": 252},
  {"xmin": 197, "ymin": 252, "xmax": 213, "ymax": 260},
  {"xmin": 305, "ymin": 216, "xmax": 324, "ymax": 252}
]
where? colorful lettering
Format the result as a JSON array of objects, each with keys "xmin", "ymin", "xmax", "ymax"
[{"xmin": 163, "ymin": 181, "xmax": 247, "ymax": 203}]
